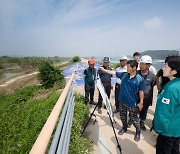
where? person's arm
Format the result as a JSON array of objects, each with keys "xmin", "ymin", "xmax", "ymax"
[
  {"xmin": 137, "ymin": 77, "xmax": 146, "ymax": 110},
  {"xmin": 99, "ymin": 67, "xmax": 116, "ymax": 75},
  {"xmin": 137, "ymin": 91, "xmax": 144, "ymax": 110},
  {"xmin": 84, "ymin": 69, "xmax": 87, "ymax": 75},
  {"xmin": 151, "ymin": 129, "xmax": 159, "ymax": 138}
]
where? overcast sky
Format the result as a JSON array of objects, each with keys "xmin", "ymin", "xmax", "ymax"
[{"xmin": 0, "ymin": 0, "xmax": 180, "ymax": 57}]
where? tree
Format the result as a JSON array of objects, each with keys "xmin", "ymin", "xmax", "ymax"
[
  {"xmin": 72, "ymin": 56, "xmax": 80, "ymax": 62},
  {"xmin": 38, "ymin": 61, "xmax": 64, "ymax": 89}
]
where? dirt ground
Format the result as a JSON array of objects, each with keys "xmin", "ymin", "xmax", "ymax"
[{"xmin": 0, "ymin": 73, "xmax": 39, "ymax": 93}]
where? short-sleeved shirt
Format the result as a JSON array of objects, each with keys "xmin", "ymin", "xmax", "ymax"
[
  {"xmin": 98, "ymin": 66, "xmax": 112, "ymax": 83},
  {"xmin": 137, "ymin": 70, "xmax": 156, "ymax": 105},
  {"xmin": 149, "ymin": 65, "xmax": 157, "ymax": 75},
  {"xmin": 115, "ymin": 66, "xmax": 127, "ymax": 84},
  {"xmin": 116, "ymin": 72, "xmax": 146, "ymax": 107}
]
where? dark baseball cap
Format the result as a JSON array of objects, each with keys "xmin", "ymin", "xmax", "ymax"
[{"xmin": 103, "ymin": 57, "xmax": 110, "ymax": 62}]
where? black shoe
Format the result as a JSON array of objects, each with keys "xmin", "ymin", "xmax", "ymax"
[
  {"xmin": 89, "ymin": 101, "xmax": 96, "ymax": 105},
  {"xmin": 104, "ymin": 105, "xmax": 106, "ymax": 109},
  {"xmin": 140, "ymin": 121, "xmax": 146, "ymax": 131},
  {"xmin": 134, "ymin": 132, "xmax": 140, "ymax": 142},
  {"xmin": 118, "ymin": 128, "xmax": 127, "ymax": 135}
]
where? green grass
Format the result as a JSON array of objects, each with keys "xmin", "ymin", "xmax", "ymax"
[
  {"xmin": 0, "ymin": 87, "xmax": 92, "ymax": 154},
  {"xmin": 69, "ymin": 94, "xmax": 92, "ymax": 154},
  {"xmin": 0, "ymin": 86, "xmax": 60, "ymax": 154}
]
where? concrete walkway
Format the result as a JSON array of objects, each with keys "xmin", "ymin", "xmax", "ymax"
[{"xmin": 75, "ymin": 85, "xmax": 157, "ymax": 154}]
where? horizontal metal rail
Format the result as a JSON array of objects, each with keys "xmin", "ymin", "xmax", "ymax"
[
  {"xmin": 48, "ymin": 83, "xmax": 75, "ymax": 154},
  {"xmin": 30, "ymin": 73, "xmax": 75, "ymax": 154}
]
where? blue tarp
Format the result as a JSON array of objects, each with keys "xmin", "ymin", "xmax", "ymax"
[{"xmin": 63, "ymin": 62, "xmax": 116, "ymax": 85}]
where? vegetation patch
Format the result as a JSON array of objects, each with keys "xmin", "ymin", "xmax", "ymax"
[
  {"xmin": 0, "ymin": 85, "xmax": 61, "ymax": 153},
  {"xmin": 72, "ymin": 56, "xmax": 80, "ymax": 62},
  {"xmin": 38, "ymin": 61, "xmax": 65, "ymax": 89},
  {"xmin": 69, "ymin": 94, "xmax": 92, "ymax": 154}
]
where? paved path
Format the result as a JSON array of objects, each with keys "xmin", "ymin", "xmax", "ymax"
[{"xmin": 75, "ymin": 85, "xmax": 157, "ymax": 154}]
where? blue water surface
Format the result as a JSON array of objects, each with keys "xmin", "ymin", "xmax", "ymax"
[
  {"xmin": 62, "ymin": 60, "xmax": 164, "ymax": 86},
  {"xmin": 63, "ymin": 62, "xmax": 116, "ymax": 85}
]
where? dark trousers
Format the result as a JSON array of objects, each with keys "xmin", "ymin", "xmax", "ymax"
[
  {"xmin": 139, "ymin": 101, "xmax": 149, "ymax": 121},
  {"xmin": 115, "ymin": 83, "xmax": 120, "ymax": 109},
  {"xmin": 139, "ymin": 97, "xmax": 152, "ymax": 121},
  {"xmin": 156, "ymin": 134, "xmax": 180, "ymax": 154},
  {"xmin": 119, "ymin": 103, "xmax": 141, "ymax": 133},
  {"xmin": 84, "ymin": 84, "xmax": 95, "ymax": 103},
  {"xmin": 98, "ymin": 82, "xmax": 111, "ymax": 108}
]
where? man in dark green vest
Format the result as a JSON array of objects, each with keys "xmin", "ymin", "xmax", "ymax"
[{"xmin": 84, "ymin": 59, "xmax": 97, "ymax": 105}]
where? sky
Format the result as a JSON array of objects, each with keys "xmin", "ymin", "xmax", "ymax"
[{"xmin": 0, "ymin": 0, "xmax": 180, "ymax": 57}]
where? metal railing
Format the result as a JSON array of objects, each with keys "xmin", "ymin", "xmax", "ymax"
[
  {"xmin": 30, "ymin": 73, "xmax": 75, "ymax": 154},
  {"xmin": 48, "ymin": 83, "xmax": 75, "ymax": 154}
]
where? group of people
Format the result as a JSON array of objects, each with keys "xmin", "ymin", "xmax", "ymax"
[{"xmin": 83, "ymin": 52, "xmax": 180, "ymax": 154}]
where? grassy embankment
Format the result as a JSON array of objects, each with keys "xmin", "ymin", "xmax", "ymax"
[
  {"xmin": 0, "ymin": 85, "xmax": 61, "ymax": 153},
  {"xmin": 0, "ymin": 86, "xmax": 92, "ymax": 154},
  {"xmin": 0, "ymin": 57, "xmax": 92, "ymax": 153}
]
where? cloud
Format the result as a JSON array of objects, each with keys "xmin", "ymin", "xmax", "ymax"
[{"xmin": 143, "ymin": 17, "xmax": 163, "ymax": 29}]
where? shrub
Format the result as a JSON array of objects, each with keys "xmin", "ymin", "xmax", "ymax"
[
  {"xmin": 38, "ymin": 61, "xmax": 64, "ymax": 89},
  {"xmin": 72, "ymin": 56, "xmax": 80, "ymax": 62}
]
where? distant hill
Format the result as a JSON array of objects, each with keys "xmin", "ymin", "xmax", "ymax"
[{"xmin": 140, "ymin": 50, "xmax": 179, "ymax": 59}]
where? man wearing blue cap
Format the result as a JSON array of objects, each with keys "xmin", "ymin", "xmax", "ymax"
[{"xmin": 97, "ymin": 57, "xmax": 112, "ymax": 114}]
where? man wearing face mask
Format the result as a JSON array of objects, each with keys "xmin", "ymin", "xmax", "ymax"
[{"xmin": 97, "ymin": 57, "xmax": 112, "ymax": 114}]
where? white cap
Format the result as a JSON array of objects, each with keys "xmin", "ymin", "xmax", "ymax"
[
  {"xmin": 119, "ymin": 55, "xmax": 128, "ymax": 60},
  {"xmin": 140, "ymin": 55, "xmax": 152, "ymax": 64}
]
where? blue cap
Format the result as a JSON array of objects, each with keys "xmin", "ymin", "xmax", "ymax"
[{"xmin": 103, "ymin": 57, "xmax": 110, "ymax": 62}]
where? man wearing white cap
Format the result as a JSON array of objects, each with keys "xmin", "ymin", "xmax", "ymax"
[
  {"xmin": 138, "ymin": 55, "xmax": 156, "ymax": 131},
  {"xmin": 113, "ymin": 55, "xmax": 127, "ymax": 114}
]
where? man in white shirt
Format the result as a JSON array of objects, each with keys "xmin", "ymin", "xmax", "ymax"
[
  {"xmin": 113, "ymin": 55, "xmax": 127, "ymax": 113},
  {"xmin": 149, "ymin": 65, "xmax": 157, "ymax": 75}
]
